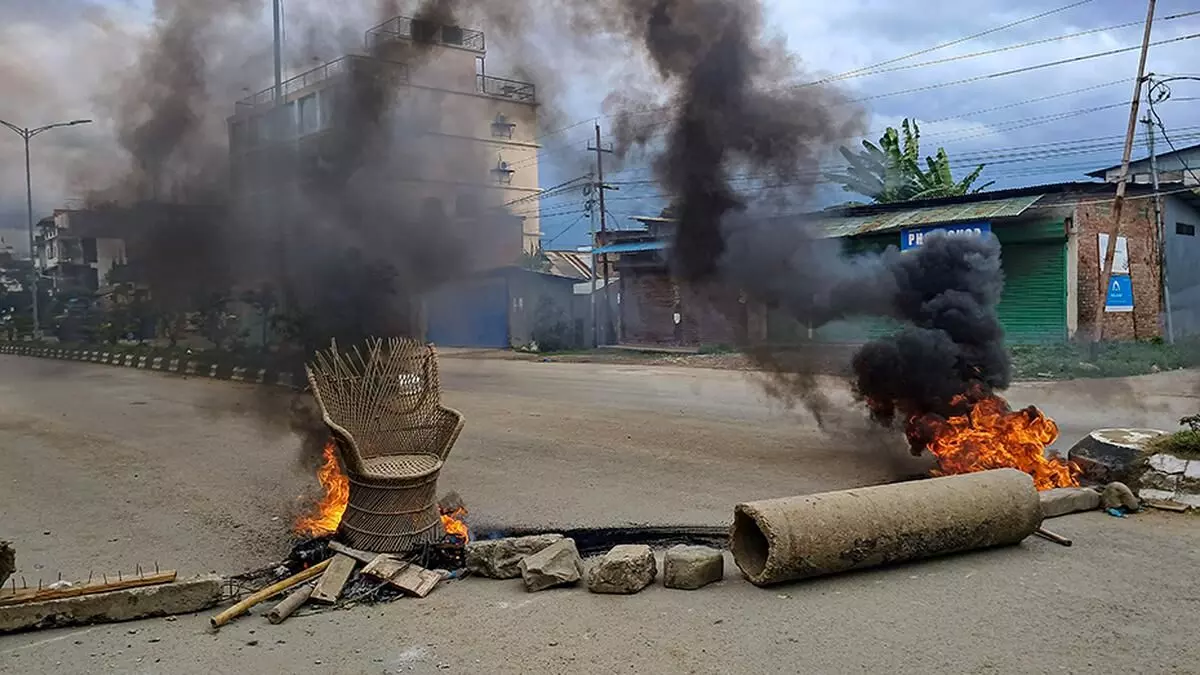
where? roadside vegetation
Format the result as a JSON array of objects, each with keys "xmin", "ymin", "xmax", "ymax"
[{"xmin": 1009, "ymin": 339, "xmax": 1200, "ymax": 380}]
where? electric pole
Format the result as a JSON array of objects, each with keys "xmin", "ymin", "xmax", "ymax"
[
  {"xmin": 587, "ymin": 123, "xmax": 616, "ymax": 345},
  {"xmin": 1144, "ymin": 106, "xmax": 1172, "ymax": 343},
  {"xmin": 0, "ymin": 118, "xmax": 93, "ymax": 340},
  {"xmin": 1096, "ymin": 0, "xmax": 1155, "ymax": 343}
]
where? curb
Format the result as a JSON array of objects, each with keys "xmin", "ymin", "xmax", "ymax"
[{"xmin": 0, "ymin": 343, "xmax": 304, "ymax": 390}]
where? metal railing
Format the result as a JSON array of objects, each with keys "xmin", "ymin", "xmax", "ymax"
[
  {"xmin": 476, "ymin": 74, "xmax": 536, "ymax": 103},
  {"xmin": 365, "ymin": 15, "xmax": 485, "ymax": 52},
  {"xmin": 236, "ymin": 55, "xmax": 409, "ymax": 110}
]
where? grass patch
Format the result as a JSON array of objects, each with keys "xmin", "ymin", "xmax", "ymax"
[
  {"xmin": 1145, "ymin": 430, "xmax": 1200, "ymax": 460},
  {"xmin": 1009, "ymin": 338, "xmax": 1200, "ymax": 380}
]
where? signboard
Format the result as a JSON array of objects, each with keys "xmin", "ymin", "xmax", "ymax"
[
  {"xmin": 900, "ymin": 222, "xmax": 992, "ymax": 250},
  {"xmin": 1097, "ymin": 233, "xmax": 1133, "ymax": 313}
]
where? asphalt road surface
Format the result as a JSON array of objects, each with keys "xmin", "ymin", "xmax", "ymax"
[{"xmin": 1, "ymin": 354, "xmax": 1197, "ymax": 674}]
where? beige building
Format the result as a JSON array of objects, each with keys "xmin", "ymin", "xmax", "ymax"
[{"xmin": 226, "ymin": 14, "xmax": 542, "ymax": 262}]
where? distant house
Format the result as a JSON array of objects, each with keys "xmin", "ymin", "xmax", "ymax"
[
  {"xmin": 614, "ymin": 180, "xmax": 1200, "ymax": 345},
  {"xmin": 1087, "ymin": 141, "xmax": 1200, "ymax": 187},
  {"xmin": 34, "ymin": 210, "xmax": 128, "ymax": 295}
]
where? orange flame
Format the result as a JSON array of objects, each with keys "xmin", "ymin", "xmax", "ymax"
[
  {"xmin": 295, "ymin": 440, "xmax": 349, "ymax": 536},
  {"xmin": 441, "ymin": 506, "xmax": 469, "ymax": 544},
  {"xmin": 911, "ymin": 393, "xmax": 1080, "ymax": 491}
]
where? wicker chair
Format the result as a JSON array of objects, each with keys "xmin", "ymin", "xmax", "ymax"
[{"xmin": 306, "ymin": 337, "xmax": 465, "ymax": 553}]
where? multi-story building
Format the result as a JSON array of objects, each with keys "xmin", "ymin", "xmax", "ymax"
[
  {"xmin": 226, "ymin": 14, "xmax": 542, "ymax": 267},
  {"xmin": 34, "ymin": 209, "xmax": 128, "ymax": 295}
]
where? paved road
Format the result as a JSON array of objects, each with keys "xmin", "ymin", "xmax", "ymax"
[{"xmin": 1, "ymin": 355, "xmax": 1197, "ymax": 673}]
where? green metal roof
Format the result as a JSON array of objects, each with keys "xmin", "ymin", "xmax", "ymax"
[{"xmin": 812, "ymin": 194, "xmax": 1043, "ymax": 239}]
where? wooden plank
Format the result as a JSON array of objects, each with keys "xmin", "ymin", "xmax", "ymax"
[
  {"xmin": 361, "ymin": 554, "xmax": 441, "ymax": 598},
  {"xmin": 310, "ymin": 555, "xmax": 356, "ymax": 604},
  {"xmin": 0, "ymin": 571, "xmax": 177, "ymax": 607},
  {"xmin": 328, "ymin": 541, "xmax": 380, "ymax": 565}
]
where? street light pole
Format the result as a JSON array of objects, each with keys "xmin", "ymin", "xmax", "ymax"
[{"xmin": 0, "ymin": 118, "xmax": 93, "ymax": 339}]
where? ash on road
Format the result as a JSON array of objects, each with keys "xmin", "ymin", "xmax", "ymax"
[{"xmin": 0, "ymin": 355, "xmax": 1197, "ymax": 674}]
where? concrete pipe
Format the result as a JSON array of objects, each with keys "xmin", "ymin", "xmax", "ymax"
[{"xmin": 731, "ymin": 468, "xmax": 1043, "ymax": 587}]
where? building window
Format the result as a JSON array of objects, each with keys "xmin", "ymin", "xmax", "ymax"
[
  {"xmin": 491, "ymin": 157, "xmax": 515, "ymax": 185},
  {"xmin": 491, "ymin": 113, "xmax": 515, "ymax": 139},
  {"xmin": 456, "ymin": 194, "xmax": 480, "ymax": 218},
  {"xmin": 412, "ymin": 19, "xmax": 438, "ymax": 43},
  {"xmin": 299, "ymin": 94, "xmax": 319, "ymax": 134},
  {"xmin": 1177, "ymin": 222, "xmax": 1196, "ymax": 236},
  {"xmin": 442, "ymin": 25, "xmax": 464, "ymax": 45}
]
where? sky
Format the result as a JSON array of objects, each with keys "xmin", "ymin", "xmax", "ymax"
[{"xmin": 0, "ymin": 0, "xmax": 1198, "ymax": 254}]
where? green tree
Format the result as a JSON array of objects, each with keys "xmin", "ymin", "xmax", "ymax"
[{"xmin": 825, "ymin": 119, "xmax": 994, "ymax": 204}]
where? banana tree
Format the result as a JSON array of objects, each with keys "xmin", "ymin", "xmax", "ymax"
[{"xmin": 826, "ymin": 119, "xmax": 992, "ymax": 204}]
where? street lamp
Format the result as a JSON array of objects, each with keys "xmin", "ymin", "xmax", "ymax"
[{"xmin": 0, "ymin": 118, "xmax": 92, "ymax": 339}]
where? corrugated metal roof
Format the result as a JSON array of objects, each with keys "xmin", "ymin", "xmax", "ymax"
[
  {"xmin": 543, "ymin": 250, "xmax": 592, "ymax": 280},
  {"xmin": 593, "ymin": 241, "xmax": 667, "ymax": 254},
  {"xmin": 811, "ymin": 194, "xmax": 1043, "ymax": 238}
]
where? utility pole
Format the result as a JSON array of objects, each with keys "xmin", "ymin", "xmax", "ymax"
[
  {"xmin": 587, "ymin": 123, "xmax": 616, "ymax": 345},
  {"xmin": 0, "ymin": 119, "xmax": 93, "ymax": 340},
  {"xmin": 273, "ymin": 0, "xmax": 283, "ymax": 104},
  {"xmin": 1144, "ymin": 108, "xmax": 1173, "ymax": 343},
  {"xmin": 586, "ymin": 172, "xmax": 598, "ymax": 348},
  {"xmin": 1096, "ymin": 0, "xmax": 1155, "ymax": 343}
]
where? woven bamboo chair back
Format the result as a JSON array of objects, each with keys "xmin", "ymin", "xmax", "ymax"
[{"xmin": 306, "ymin": 337, "xmax": 454, "ymax": 474}]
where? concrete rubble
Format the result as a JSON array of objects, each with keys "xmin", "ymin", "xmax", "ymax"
[
  {"xmin": 465, "ymin": 534, "xmax": 564, "ymax": 579},
  {"xmin": 1136, "ymin": 453, "xmax": 1200, "ymax": 509},
  {"xmin": 0, "ymin": 575, "xmax": 223, "ymax": 634},
  {"xmin": 587, "ymin": 545, "xmax": 657, "ymax": 595},
  {"xmin": 663, "ymin": 545, "xmax": 724, "ymax": 590},
  {"xmin": 519, "ymin": 538, "xmax": 584, "ymax": 592},
  {"xmin": 1039, "ymin": 487, "xmax": 1101, "ymax": 517}
]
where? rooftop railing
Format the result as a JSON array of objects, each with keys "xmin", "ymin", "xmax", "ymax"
[
  {"xmin": 477, "ymin": 74, "xmax": 536, "ymax": 103},
  {"xmin": 365, "ymin": 16, "xmax": 486, "ymax": 52},
  {"xmin": 236, "ymin": 55, "xmax": 409, "ymax": 110}
]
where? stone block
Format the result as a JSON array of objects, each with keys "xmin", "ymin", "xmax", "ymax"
[
  {"xmin": 1147, "ymin": 454, "xmax": 1189, "ymax": 474},
  {"xmin": 663, "ymin": 545, "xmax": 724, "ymax": 590},
  {"xmin": 1139, "ymin": 470, "xmax": 1179, "ymax": 493},
  {"xmin": 0, "ymin": 575, "xmax": 222, "ymax": 634},
  {"xmin": 519, "ymin": 538, "xmax": 583, "ymax": 592},
  {"xmin": 1186, "ymin": 461, "xmax": 1200, "ymax": 479},
  {"xmin": 1100, "ymin": 482, "xmax": 1140, "ymax": 511},
  {"xmin": 587, "ymin": 545, "xmax": 657, "ymax": 595},
  {"xmin": 466, "ymin": 534, "xmax": 564, "ymax": 580},
  {"xmin": 1039, "ymin": 487, "xmax": 1101, "ymax": 518}
]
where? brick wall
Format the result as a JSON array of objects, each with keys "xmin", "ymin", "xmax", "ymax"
[
  {"xmin": 679, "ymin": 282, "xmax": 744, "ymax": 346},
  {"xmin": 621, "ymin": 272, "xmax": 678, "ymax": 345},
  {"xmin": 1074, "ymin": 199, "xmax": 1161, "ymax": 340}
]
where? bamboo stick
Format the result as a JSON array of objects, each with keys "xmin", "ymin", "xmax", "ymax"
[
  {"xmin": 265, "ymin": 583, "xmax": 314, "ymax": 625},
  {"xmin": 209, "ymin": 559, "xmax": 331, "ymax": 629}
]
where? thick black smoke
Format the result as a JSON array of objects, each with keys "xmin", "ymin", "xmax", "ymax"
[{"xmin": 588, "ymin": 0, "xmax": 1014, "ymax": 447}]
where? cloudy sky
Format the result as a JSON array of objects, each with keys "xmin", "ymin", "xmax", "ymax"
[{"xmin": 1, "ymin": 0, "xmax": 1197, "ymax": 252}]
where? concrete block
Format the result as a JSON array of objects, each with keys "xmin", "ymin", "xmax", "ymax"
[
  {"xmin": 1039, "ymin": 487, "xmax": 1101, "ymax": 518},
  {"xmin": 466, "ymin": 534, "xmax": 564, "ymax": 579},
  {"xmin": 0, "ymin": 575, "xmax": 222, "ymax": 634},
  {"xmin": 587, "ymin": 545, "xmax": 656, "ymax": 595},
  {"xmin": 519, "ymin": 539, "xmax": 583, "ymax": 592},
  {"xmin": 663, "ymin": 545, "xmax": 724, "ymax": 590},
  {"xmin": 1185, "ymin": 461, "xmax": 1200, "ymax": 479}
]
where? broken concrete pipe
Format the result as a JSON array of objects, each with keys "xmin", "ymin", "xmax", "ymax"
[{"xmin": 730, "ymin": 468, "xmax": 1044, "ymax": 587}]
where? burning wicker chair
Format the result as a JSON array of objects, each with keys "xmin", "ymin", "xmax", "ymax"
[{"xmin": 306, "ymin": 337, "xmax": 465, "ymax": 553}]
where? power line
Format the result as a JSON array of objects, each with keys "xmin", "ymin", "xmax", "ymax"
[
  {"xmin": 542, "ymin": 212, "xmax": 589, "ymax": 246},
  {"xmin": 819, "ymin": 10, "xmax": 1200, "ymax": 85},
  {"xmin": 523, "ymin": 2, "xmax": 1098, "ymax": 149},
  {"xmin": 811, "ymin": 0, "xmax": 1098, "ymax": 84}
]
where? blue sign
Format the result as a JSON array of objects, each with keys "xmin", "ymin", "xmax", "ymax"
[
  {"xmin": 1105, "ymin": 274, "xmax": 1134, "ymax": 313},
  {"xmin": 900, "ymin": 222, "xmax": 992, "ymax": 250}
]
